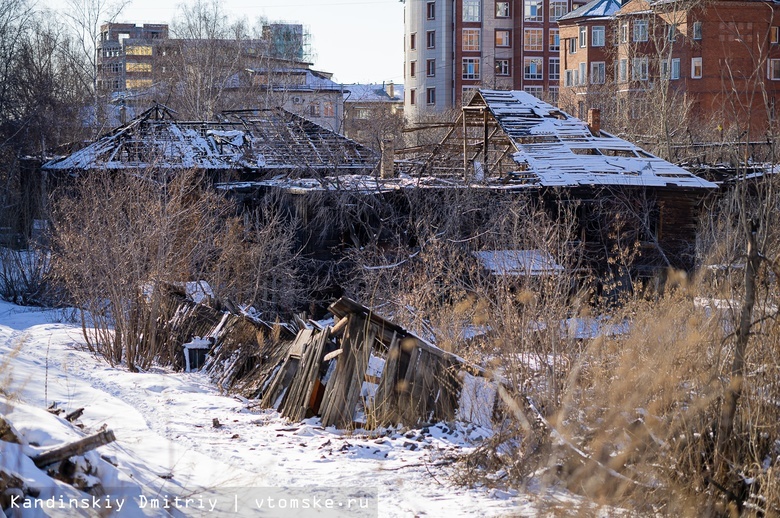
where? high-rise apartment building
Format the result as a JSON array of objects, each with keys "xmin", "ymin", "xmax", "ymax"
[{"xmin": 403, "ymin": 0, "xmax": 582, "ymax": 120}]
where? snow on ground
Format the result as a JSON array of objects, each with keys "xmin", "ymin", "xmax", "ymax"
[{"xmin": 0, "ymin": 300, "xmax": 557, "ymax": 517}]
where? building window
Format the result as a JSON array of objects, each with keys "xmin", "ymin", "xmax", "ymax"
[
  {"xmin": 125, "ymin": 79, "xmax": 151, "ymax": 89},
  {"xmin": 427, "ymin": 30, "xmax": 436, "ymax": 49},
  {"xmin": 524, "ymin": 28, "xmax": 543, "ymax": 51},
  {"xmin": 125, "ymin": 62, "xmax": 152, "ymax": 72},
  {"xmin": 592, "ymin": 26, "xmax": 605, "ymax": 47},
  {"xmin": 524, "ymin": 0, "xmax": 543, "ymax": 22},
  {"xmin": 618, "ymin": 58, "xmax": 628, "ymax": 81},
  {"xmin": 410, "ymin": 33, "xmax": 416, "ymax": 50},
  {"xmin": 671, "ymin": 58, "xmax": 680, "ymax": 79},
  {"xmin": 692, "ymin": 57, "xmax": 702, "ymax": 78},
  {"xmin": 769, "ymin": 59, "xmax": 780, "ymax": 80},
  {"xmin": 463, "ymin": 57, "xmax": 481, "ymax": 79},
  {"xmin": 496, "ymin": 29, "xmax": 511, "ymax": 47},
  {"xmin": 549, "ymin": 29, "xmax": 560, "ymax": 51},
  {"xmin": 634, "ymin": 20, "xmax": 648, "ymax": 42},
  {"xmin": 549, "ymin": 57, "xmax": 560, "ymax": 80},
  {"xmin": 427, "ymin": 1, "xmax": 436, "ymax": 19},
  {"xmin": 632, "ymin": 57, "xmax": 648, "ymax": 80},
  {"xmin": 410, "ymin": 60, "xmax": 416, "ymax": 77},
  {"xmin": 591, "ymin": 61, "xmax": 605, "ymax": 84},
  {"xmin": 549, "ymin": 0, "xmax": 567, "ymax": 21},
  {"xmin": 667, "ymin": 24, "xmax": 676, "ymax": 42},
  {"xmin": 579, "ymin": 26, "xmax": 587, "ymax": 48},
  {"xmin": 426, "ymin": 87, "xmax": 436, "ymax": 105},
  {"xmin": 496, "ymin": 1, "xmax": 510, "ymax": 17},
  {"xmin": 125, "ymin": 45, "xmax": 152, "ymax": 56},
  {"xmin": 410, "ymin": 89, "xmax": 416, "ymax": 105},
  {"xmin": 524, "ymin": 86, "xmax": 543, "ymax": 98},
  {"xmin": 309, "ymin": 102, "xmax": 321, "ymax": 117},
  {"xmin": 463, "ymin": 29, "xmax": 481, "ymax": 51},
  {"xmin": 463, "ymin": 0, "xmax": 481, "ymax": 22},
  {"xmin": 548, "ymin": 86, "xmax": 559, "ymax": 104},
  {"xmin": 568, "ymin": 37, "xmax": 577, "ymax": 54},
  {"xmin": 564, "ymin": 69, "xmax": 577, "ymax": 87},
  {"xmin": 692, "ymin": 21, "xmax": 702, "ymax": 40},
  {"xmin": 771, "ymin": 26, "xmax": 779, "ymax": 44},
  {"xmin": 578, "ymin": 62, "xmax": 587, "ymax": 84},
  {"xmin": 427, "ymin": 58, "xmax": 436, "ymax": 76},
  {"xmin": 496, "ymin": 58, "xmax": 511, "ymax": 76},
  {"xmin": 324, "ymin": 102, "xmax": 335, "ymax": 117},
  {"xmin": 463, "ymin": 86, "xmax": 479, "ymax": 104},
  {"xmin": 620, "ymin": 22, "xmax": 629, "ymax": 43},
  {"xmin": 524, "ymin": 57, "xmax": 543, "ymax": 79}
]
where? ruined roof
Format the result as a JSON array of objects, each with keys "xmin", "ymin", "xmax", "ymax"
[
  {"xmin": 559, "ymin": 0, "xmax": 623, "ymax": 21},
  {"xmin": 43, "ymin": 105, "xmax": 378, "ymax": 174},
  {"xmin": 475, "ymin": 90, "xmax": 718, "ymax": 189}
]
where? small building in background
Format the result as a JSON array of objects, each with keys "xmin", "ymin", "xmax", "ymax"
[{"xmin": 342, "ymin": 82, "xmax": 404, "ymax": 148}]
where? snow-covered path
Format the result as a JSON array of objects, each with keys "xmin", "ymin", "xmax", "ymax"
[{"xmin": 0, "ymin": 301, "xmax": 544, "ymax": 516}]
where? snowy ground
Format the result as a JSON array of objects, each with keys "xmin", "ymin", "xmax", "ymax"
[{"xmin": 0, "ymin": 300, "xmax": 558, "ymax": 517}]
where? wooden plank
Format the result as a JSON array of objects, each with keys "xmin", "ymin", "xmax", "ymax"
[
  {"xmin": 281, "ymin": 328, "xmax": 329, "ymax": 422},
  {"xmin": 374, "ymin": 332, "xmax": 400, "ymax": 426}
]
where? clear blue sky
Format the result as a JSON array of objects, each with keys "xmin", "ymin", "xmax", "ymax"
[{"xmin": 49, "ymin": 0, "xmax": 405, "ymax": 85}]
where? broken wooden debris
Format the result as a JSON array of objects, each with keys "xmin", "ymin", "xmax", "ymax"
[
  {"xmin": 193, "ymin": 296, "xmax": 498, "ymax": 430},
  {"xmin": 33, "ymin": 430, "xmax": 116, "ymax": 468}
]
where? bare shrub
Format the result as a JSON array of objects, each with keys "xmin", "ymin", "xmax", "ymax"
[{"xmin": 49, "ymin": 169, "xmax": 300, "ymax": 371}]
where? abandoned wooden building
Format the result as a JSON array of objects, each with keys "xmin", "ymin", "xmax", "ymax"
[{"xmin": 42, "ymin": 104, "xmax": 379, "ymax": 180}]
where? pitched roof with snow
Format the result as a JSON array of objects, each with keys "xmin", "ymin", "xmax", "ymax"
[
  {"xmin": 343, "ymin": 84, "xmax": 404, "ymax": 103},
  {"xmin": 43, "ymin": 105, "xmax": 378, "ymax": 174},
  {"xmin": 475, "ymin": 90, "xmax": 717, "ymax": 189},
  {"xmin": 559, "ymin": 0, "xmax": 623, "ymax": 21}
]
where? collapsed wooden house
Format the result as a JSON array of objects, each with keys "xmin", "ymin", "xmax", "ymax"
[{"xmin": 159, "ymin": 288, "xmax": 493, "ymax": 429}]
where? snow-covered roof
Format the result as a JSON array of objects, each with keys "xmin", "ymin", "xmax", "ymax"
[
  {"xmin": 559, "ymin": 0, "xmax": 623, "ymax": 21},
  {"xmin": 43, "ymin": 105, "xmax": 378, "ymax": 173},
  {"xmin": 474, "ymin": 250, "xmax": 564, "ymax": 276},
  {"xmin": 343, "ymin": 83, "xmax": 404, "ymax": 103},
  {"xmin": 475, "ymin": 90, "xmax": 717, "ymax": 190}
]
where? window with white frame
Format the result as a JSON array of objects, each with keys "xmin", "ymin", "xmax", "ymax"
[
  {"xmin": 409, "ymin": 89, "xmax": 416, "ymax": 105},
  {"xmin": 427, "ymin": 1, "xmax": 436, "ymax": 19},
  {"xmin": 462, "ymin": 86, "xmax": 479, "ymax": 104},
  {"xmin": 309, "ymin": 102, "xmax": 321, "ymax": 117},
  {"xmin": 771, "ymin": 26, "xmax": 779, "ymax": 44},
  {"xmin": 463, "ymin": 57, "xmax": 481, "ymax": 79},
  {"xmin": 620, "ymin": 22, "xmax": 628, "ymax": 43},
  {"xmin": 618, "ymin": 58, "xmax": 628, "ymax": 81},
  {"xmin": 549, "ymin": 0, "xmax": 567, "ymax": 21},
  {"xmin": 633, "ymin": 20, "xmax": 648, "ymax": 42},
  {"xmin": 410, "ymin": 33, "xmax": 417, "ymax": 50},
  {"xmin": 564, "ymin": 69, "xmax": 578, "ymax": 86},
  {"xmin": 524, "ymin": 28, "xmax": 543, "ymax": 51},
  {"xmin": 671, "ymin": 58, "xmax": 680, "ymax": 79},
  {"xmin": 660, "ymin": 59, "xmax": 669, "ymax": 79},
  {"xmin": 426, "ymin": 87, "xmax": 436, "ymax": 105},
  {"xmin": 569, "ymin": 37, "xmax": 577, "ymax": 54},
  {"xmin": 524, "ymin": 57, "xmax": 543, "ymax": 79},
  {"xmin": 496, "ymin": 58, "xmax": 511, "ymax": 76},
  {"xmin": 691, "ymin": 57, "xmax": 702, "ymax": 78},
  {"xmin": 524, "ymin": 0, "xmax": 543, "ymax": 21},
  {"xmin": 590, "ymin": 61, "xmax": 605, "ymax": 83},
  {"xmin": 692, "ymin": 21, "xmax": 702, "ymax": 40},
  {"xmin": 579, "ymin": 26, "xmax": 587, "ymax": 48},
  {"xmin": 524, "ymin": 86, "xmax": 543, "ymax": 98},
  {"xmin": 496, "ymin": 29, "xmax": 511, "ymax": 47},
  {"xmin": 578, "ymin": 62, "xmax": 587, "ymax": 84},
  {"xmin": 427, "ymin": 58, "xmax": 436, "ymax": 77},
  {"xmin": 548, "ymin": 86, "xmax": 559, "ymax": 104},
  {"xmin": 463, "ymin": 0, "xmax": 481, "ymax": 21},
  {"xmin": 667, "ymin": 24, "xmax": 676, "ymax": 42},
  {"xmin": 427, "ymin": 30, "xmax": 436, "ymax": 48},
  {"xmin": 496, "ymin": 1, "xmax": 510, "ymax": 17},
  {"xmin": 549, "ymin": 57, "xmax": 560, "ymax": 80},
  {"xmin": 592, "ymin": 26, "xmax": 605, "ymax": 47},
  {"xmin": 632, "ymin": 57, "xmax": 648, "ymax": 80},
  {"xmin": 549, "ymin": 29, "xmax": 560, "ymax": 51},
  {"xmin": 463, "ymin": 29, "xmax": 481, "ymax": 50},
  {"xmin": 769, "ymin": 59, "xmax": 780, "ymax": 80}
]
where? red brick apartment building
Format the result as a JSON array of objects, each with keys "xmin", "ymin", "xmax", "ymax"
[{"xmin": 558, "ymin": 0, "xmax": 780, "ymax": 139}]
